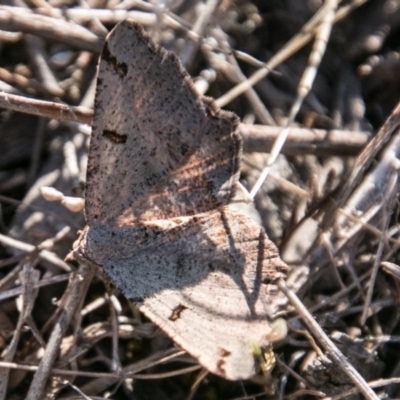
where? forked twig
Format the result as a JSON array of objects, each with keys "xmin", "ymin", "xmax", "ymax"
[
  {"xmin": 0, "ymin": 264, "xmax": 40, "ymax": 400},
  {"xmin": 25, "ymin": 263, "xmax": 94, "ymax": 400},
  {"xmin": 0, "ymin": 230, "xmax": 72, "ymax": 272},
  {"xmin": 215, "ymin": 0, "xmax": 368, "ymax": 108},
  {"xmin": 278, "ymin": 278, "xmax": 380, "ymax": 400},
  {"xmin": 249, "ymin": 0, "xmax": 337, "ymax": 198}
]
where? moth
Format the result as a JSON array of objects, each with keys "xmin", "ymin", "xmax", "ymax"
[{"xmin": 72, "ymin": 19, "xmax": 288, "ymax": 380}]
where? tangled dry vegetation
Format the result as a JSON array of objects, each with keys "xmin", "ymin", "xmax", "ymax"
[{"xmin": 1, "ymin": 0, "xmax": 400, "ymax": 399}]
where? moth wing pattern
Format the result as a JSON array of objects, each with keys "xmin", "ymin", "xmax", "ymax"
[
  {"xmin": 87, "ymin": 20, "xmax": 241, "ymax": 226},
  {"xmin": 77, "ymin": 206, "xmax": 287, "ymax": 380},
  {"xmin": 75, "ymin": 19, "xmax": 289, "ymax": 381}
]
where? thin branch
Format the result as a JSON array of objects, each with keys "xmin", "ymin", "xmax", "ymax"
[
  {"xmin": 0, "ymin": 6, "xmax": 102, "ymax": 52},
  {"xmin": 0, "ymin": 92, "xmax": 371, "ymax": 156},
  {"xmin": 278, "ymin": 278, "xmax": 380, "ymax": 400}
]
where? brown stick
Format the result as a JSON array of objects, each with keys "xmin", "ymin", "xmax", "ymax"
[
  {"xmin": 0, "ymin": 92, "xmax": 92, "ymax": 124},
  {"xmin": 25, "ymin": 263, "xmax": 94, "ymax": 400},
  {"xmin": 278, "ymin": 278, "xmax": 380, "ymax": 400},
  {"xmin": 241, "ymin": 124, "xmax": 370, "ymax": 156},
  {"xmin": 0, "ymin": 6, "xmax": 102, "ymax": 53},
  {"xmin": 0, "ymin": 92, "xmax": 371, "ymax": 156}
]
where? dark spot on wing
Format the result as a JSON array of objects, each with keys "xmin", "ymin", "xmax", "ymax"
[
  {"xmin": 103, "ymin": 130, "xmax": 127, "ymax": 143},
  {"xmin": 117, "ymin": 62, "xmax": 128, "ymax": 77},
  {"xmin": 219, "ymin": 348, "xmax": 231, "ymax": 357},
  {"xmin": 216, "ymin": 348, "xmax": 231, "ymax": 374},
  {"xmin": 169, "ymin": 304, "xmax": 188, "ymax": 321},
  {"xmin": 101, "ymin": 43, "xmax": 112, "ymax": 62},
  {"xmin": 102, "ymin": 43, "xmax": 128, "ymax": 77}
]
